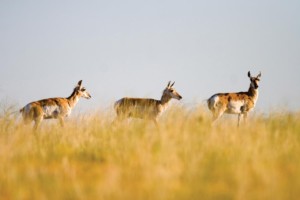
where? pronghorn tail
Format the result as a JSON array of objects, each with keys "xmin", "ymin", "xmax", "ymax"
[
  {"xmin": 207, "ymin": 95, "xmax": 218, "ymax": 111},
  {"xmin": 19, "ymin": 107, "xmax": 24, "ymax": 113},
  {"xmin": 114, "ymin": 99, "xmax": 123, "ymax": 112},
  {"xmin": 207, "ymin": 99, "xmax": 213, "ymax": 111}
]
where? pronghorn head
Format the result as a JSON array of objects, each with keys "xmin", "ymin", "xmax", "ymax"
[
  {"xmin": 248, "ymin": 71, "xmax": 261, "ymax": 89},
  {"xmin": 74, "ymin": 80, "xmax": 92, "ymax": 99},
  {"xmin": 163, "ymin": 81, "xmax": 182, "ymax": 100}
]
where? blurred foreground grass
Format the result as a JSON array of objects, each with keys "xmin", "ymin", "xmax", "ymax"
[{"xmin": 0, "ymin": 106, "xmax": 300, "ymax": 200}]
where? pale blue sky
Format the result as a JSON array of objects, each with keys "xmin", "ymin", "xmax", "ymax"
[{"xmin": 1, "ymin": 0, "xmax": 300, "ymax": 113}]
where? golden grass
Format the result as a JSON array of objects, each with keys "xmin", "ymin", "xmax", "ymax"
[{"xmin": 0, "ymin": 106, "xmax": 300, "ymax": 200}]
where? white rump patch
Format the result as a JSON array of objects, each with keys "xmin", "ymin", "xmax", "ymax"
[
  {"xmin": 24, "ymin": 104, "xmax": 32, "ymax": 115},
  {"xmin": 212, "ymin": 95, "xmax": 219, "ymax": 103},
  {"xmin": 115, "ymin": 99, "xmax": 122, "ymax": 106},
  {"xmin": 208, "ymin": 95, "xmax": 219, "ymax": 109}
]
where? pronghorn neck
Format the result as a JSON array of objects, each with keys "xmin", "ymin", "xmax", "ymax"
[
  {"xmin": 248, "ymin": 85, "xmax": 258, "ymax": 97},
  {"xmin": 160, "ymin": 93, "xmax": 172, "ymax": 106},
  {"xmin": 67, "ymin": 90, "xmax": 80, "ymax": 108},
  {"xmin": 247, "ymin": 84, "xmax": 259, "ymax": 104}
]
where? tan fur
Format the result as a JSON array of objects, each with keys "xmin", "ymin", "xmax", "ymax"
[
  {"xmin": 207, "ymin": 71, "xmax": 261, "ymax": 126},
  {"xmin": 114, "ymin": 81, "xmax": 182, "ymax": 126},
  {"xmin": 20, "ymin": 80, "xmax": 91, "ymax": 130}
]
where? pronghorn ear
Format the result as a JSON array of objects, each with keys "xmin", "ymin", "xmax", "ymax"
[
  {"xmin": 257, "ymin": 72, "xmax": 262, "ymax": 78},
  {"xmin": 167, "ymin": 81, "xmax": 171, "ymax": 88},
  {"xmin": 248, "ymin": 71, "xmax": 251, "ymax": 78},
  {"xmin": 170, "ymin": 81, "xmax": 175, "ymax": 87},
  {"xmin": 77, "ymin": 80, "xmax": 82, "ymax": 87}
]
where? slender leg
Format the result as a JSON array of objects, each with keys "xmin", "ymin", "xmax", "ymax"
[
  {"xmin": 211, "ymin": 109, "xmax": 224, "ymax": 125},
  {"xmin": 212, "ymin": 110, "xmax": 219, "ymax": 122},
  {"xmin": 112, "ymin": 114, "xmax": 125, "ymax": 126},
  {"xmin": 153, "ymin": 119, "xmax": 159, "ymax": 128},
  {"xmin": 18, "ymin": 113, "xmax": 32, "ymax": 130},
  {"xmin": 58, "ymin": 117, "xmax": 64, "ymax": 127},
  {"xmin": 237, "ymin": 114, "xmax": 241, "ymax": 127},
  {"xmin": 112, "ymin": 116, "xmax": 120, "ymax": 125},
  {"xmin": 33, "ymin": 118, "xmax": 42, "ymax": 130},
  {"xmin": 212, "ymin": 113, "xmax": 218, "ymax": 122},
  {"xmin": 243, "ymin": 112, "xmax": 248, "ymax": 124},
  {"xmin": 22, "ymin": 117, "xmax": 32, "ymax": 125},
  {"xmin": 32, "ymin": 107, "xmax": 43, "ymax": 131},
  {"xmin": 152, "ymin": 119, "xmax": 160, "ymax": 132}
]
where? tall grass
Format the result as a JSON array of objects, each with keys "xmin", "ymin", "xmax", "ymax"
[{"xmin": 0, "ymin": 106, "xmax": 300, "ymax": 200}]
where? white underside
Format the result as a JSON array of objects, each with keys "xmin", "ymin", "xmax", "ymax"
[
  {"xmin": 43, "ymin": 105, "xmax": 61, "ymax": 117},
  {"xmin": 43, "ymin": 105, "xmax": 72, "ymax": 118},
  {"xmin": 23, "ymin": 104, "xmax": 71, "ymax": 118},
  {"xmin": 226, "ymin": 100, "xmax": 245, "ymax": 114},
  {"xmin": 209, "ymin": 95, "xmax": 254, "ymax": 114}
]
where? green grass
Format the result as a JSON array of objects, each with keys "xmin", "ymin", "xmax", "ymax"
[{"xmin": 0, "ymin": 106, "xmax": 300, "ymax": 200}]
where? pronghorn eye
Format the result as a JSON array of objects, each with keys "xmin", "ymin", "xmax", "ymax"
[{"xmin": 170, "ymin": 89, "xmax": 174, "ymax": 92}]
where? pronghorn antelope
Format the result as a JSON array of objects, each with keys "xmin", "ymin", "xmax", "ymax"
[
  {"xmin": 20, "ymin": 80, "xmax": 91, "ymax": 129},
  {"xmin": 207, "ymin": 71, "xmax": 261, "ymax": 126},
  {"xmin": 114, "ymin": 81, "xmax": 182, "ymax": 126}
]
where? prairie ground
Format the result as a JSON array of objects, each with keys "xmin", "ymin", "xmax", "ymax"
[{"xmin": 0, "ymin": 106, "xmax": 300, "ymax": 200}]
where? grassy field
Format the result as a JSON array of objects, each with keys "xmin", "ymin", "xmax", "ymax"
[{"xmin": 0, "ymin": 106, "xmax": 300, "ymax": 200}]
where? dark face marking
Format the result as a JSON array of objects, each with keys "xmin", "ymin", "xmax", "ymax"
[
  {"xmin": 248, "ymin": 72, "xmax": 261, "ymax": 89},
  {"xmin": 250, "ymin": 77, "xmax": 260, "ymax": 89}
]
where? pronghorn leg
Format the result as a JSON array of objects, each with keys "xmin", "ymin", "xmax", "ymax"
[
  {"xmin": 238, "ymin": 112, "xmax": 248, "ymax": 127},
  {"xmin": 112, "ymin": 118, "xmax": 119, "ymax": 126},
  {"xmin": 152, "ymin": 119, "xmax": 159, "ymax": 129},
  {"xmin": 21, "ymin": 108, "xmax": 34, "ymax": 125},
  {"xmin": 22, "ymin": 117, "xmax": 32, "ymax": 125},
  {"xmin": 58, "ymin": 117, "xmax": 64, "ymax": 127},
  {"xmin": 237, "ymin": 114, "xmax": 241, "ymax": 127},
  {"xmin": 212, "ymin": 113, "xmax": 219, "ymax": 122},
  {"xmin": 112, "ymin": 114, "xmax": 124, "ymax": 125},
  {"xmin": 32, "ymin": 106, "xmax": 43, "ymax": 130},
  {"xmin": 33, "ymin": 117, "xmax": 42, "ymax": 130},
  {"xmin": 211, "ymin": 109, "xmax": 224, "ymax": 124},
  {"xmin": 243, "ymin": 113, "xmax": 248, "ymax": 124}
]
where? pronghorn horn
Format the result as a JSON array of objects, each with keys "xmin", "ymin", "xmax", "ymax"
[
  {"xmin": 248, "ymin": 71, "xmax": 251, "ymax": 78},
  {"xmin": 78, "ymin": 80, "xmax": 82, "ymax": 87},
  {"xmin": 170, "ymin": 81, "xmax": 175, "ymax": 87},
  {"xmin": 167, "ymin": 81, "xmax": 171, "ymax": 87},
  {"xmin": 257, "ymin": 71, "xmax": 262, "ymax": 78}
]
